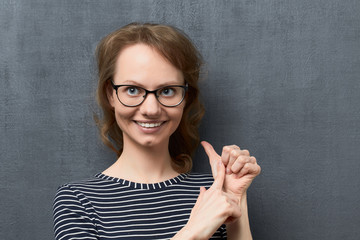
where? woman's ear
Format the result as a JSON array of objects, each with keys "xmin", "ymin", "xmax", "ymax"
[{"xmin": 106, "ymin": 81, "xmax": 115, "ymax": 108}]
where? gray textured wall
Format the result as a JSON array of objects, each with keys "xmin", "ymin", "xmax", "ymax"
[{"xmin": 1, "ymin": 0, "xmax": 359, "ymax": 239}]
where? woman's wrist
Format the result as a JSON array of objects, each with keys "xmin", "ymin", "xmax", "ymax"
[
  {"xmin": 226, "ymin": 192, "xmax": 248, "ymax": 227},
  {"xmin": 226, "ymin": 192, "xmax": 253, "ymax": 240},
  {"xmin": 240, "ymin": 192, "xmax": 248, "ymax": 207}
]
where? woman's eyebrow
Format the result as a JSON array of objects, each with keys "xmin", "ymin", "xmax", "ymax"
[
  {"xmin": 119, "ymin": 80, "xmax": 141, "ymax": 85},
  {"xmin": 120, "ymin": 80, "xmax": 184, "ymax": 87}
]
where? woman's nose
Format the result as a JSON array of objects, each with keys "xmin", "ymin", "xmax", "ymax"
[{"xmin": 139, "ymin": 93, "xmax": 161, "ymax": 117}]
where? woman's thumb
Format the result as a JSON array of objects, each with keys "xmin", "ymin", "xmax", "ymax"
[
  {"xmin": 201, "ymin": 141, "xmax": 221, "ymax": 178},
  {"xmin": 212, "ymin": 160, "xmax": 225, "ymax": 189}
]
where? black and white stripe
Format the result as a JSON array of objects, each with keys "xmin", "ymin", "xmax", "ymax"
[{"xmin": 53, "ymin": 173, "xmax": 227, "ymax": 239}]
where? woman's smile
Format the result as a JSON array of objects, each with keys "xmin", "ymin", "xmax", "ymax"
[
  {"xmin": 134, "ymin": 120, "xmax": 167, "ymax": 134},
  {"xmin": 135, "ymin": 121, "xmax": 165, "ymax": 128}
]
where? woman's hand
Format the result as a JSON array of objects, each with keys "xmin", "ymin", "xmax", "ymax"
[
  {"xmin": 201, "ymin": 141, "xmax": 261, "ymax": 200},
  {"xmin": 178, "ymin": 160, "xmax": 241, "ymax": 240},
  {"xmin": 196, "ymin": 141, "xmax": 260, "ymax": 240},
  {"xmin": 174, "ymin": 141, "xmax": 260, "ymax": 240}
]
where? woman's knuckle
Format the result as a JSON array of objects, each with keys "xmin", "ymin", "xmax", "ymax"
[
  {"xmin": 231, "ymin": 150, "xmax": 238, "ymax": 157},
  {"xmin": 223, "ymin": 146, "xmax": 230, "ymax": 152},
  {"xmin": 242, "ymin": 149, "xmax": 250, "ymax": 156}
]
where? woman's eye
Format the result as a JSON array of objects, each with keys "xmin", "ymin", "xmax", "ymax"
[
  {"xmin": 126, "ymin": 87, "xmax": 140, "ymax": 96},
  {"xmin": 160, "ymin": 88, "xmax": 175, "ymax": 97}
]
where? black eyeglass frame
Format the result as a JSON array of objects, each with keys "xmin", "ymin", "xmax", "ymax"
[{"xmin": 110, "ymin": 81, "xmax": 188, "ymax": 107}]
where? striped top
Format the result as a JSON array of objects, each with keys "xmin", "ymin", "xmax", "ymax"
[{"xmin": 53, "ymin": 173, "xmax": 227, "ymax": 239}]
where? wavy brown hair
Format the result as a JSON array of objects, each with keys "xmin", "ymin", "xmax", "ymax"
[{"xmin": 94, "ymin": 23, "xmax": 204, "ymax": 173}]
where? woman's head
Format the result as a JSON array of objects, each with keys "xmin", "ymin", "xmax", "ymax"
[{"xmin": 95, "ymin": 22, "xmax": 204, "ymax": 173}]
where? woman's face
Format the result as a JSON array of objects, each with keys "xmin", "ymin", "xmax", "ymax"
[{"xmin": 108, "ymin": 44, "xmax": 185, "ymax": 149}]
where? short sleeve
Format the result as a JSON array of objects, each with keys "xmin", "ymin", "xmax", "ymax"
[{"xmin": 53, "ymin": 184, "xmax": 98, "ymax": 240}]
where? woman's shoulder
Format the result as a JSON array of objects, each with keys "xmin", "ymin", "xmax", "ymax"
[
  {"xmin": 54, "ymin": 173, "xmax": 114, "ymax": 198},
  {"xmin": 57, "ymin": 175, "xmax": 97, "ymax": 188}
]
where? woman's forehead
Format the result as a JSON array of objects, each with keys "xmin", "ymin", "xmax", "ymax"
[{"xmin": 113, "ymin": 44, "xmax": 184, "ymax": 87}]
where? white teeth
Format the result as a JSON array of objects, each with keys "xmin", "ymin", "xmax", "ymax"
[{"xmin": 137, "ymin": 122, "xmax": 162, "ymax": 128}]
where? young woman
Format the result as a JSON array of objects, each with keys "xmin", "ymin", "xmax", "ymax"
[{"xmin": 53, "ymin": 23, "xmax": 261, "ymax": 240}]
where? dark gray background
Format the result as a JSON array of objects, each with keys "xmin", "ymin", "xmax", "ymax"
[{"xmin": 1, "ymin": 0, "xmax": 359, "ymax": 239}]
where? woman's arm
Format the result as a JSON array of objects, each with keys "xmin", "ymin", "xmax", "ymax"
[
  {"xmin": 226, "ymin": 193, "xmax": 252, "ymax": 240},
  {"xmin": 53, "ymin": 185, "xmax": 98, "ymax": 240}
]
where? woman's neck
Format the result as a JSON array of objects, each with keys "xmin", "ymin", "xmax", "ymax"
[{"xmin": 103, "ymin": 141, "xmax": 179, "ymax": 183}]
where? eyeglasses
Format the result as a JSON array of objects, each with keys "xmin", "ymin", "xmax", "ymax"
[{"xmin": 110, "ymin": 81, "xmax": 188, "ymax": 107}]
